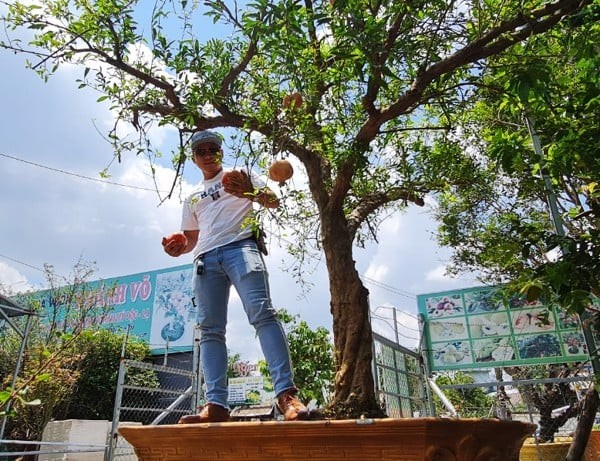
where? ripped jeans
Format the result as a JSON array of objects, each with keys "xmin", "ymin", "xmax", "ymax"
[{"xmin": 193, "ymin": 238, "xmax": 295, "ymax": 408}]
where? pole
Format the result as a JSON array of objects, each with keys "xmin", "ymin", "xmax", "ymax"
[
  {"xmin": 163, "ymin": 339, "xmax": 169, "ymax": 367},
  {"xmin": 392, "ymin": 307, "xmax": 399, "ymax": 345},
  {"xmin": 427, "ymin": 378, "xmax": 458, "ymax": 418},
  {"xmin": 192, "ymin": 323, "xmax": 203, "ymax": 410},
  {"xmin": 418, "ymin": 314, "xmax": 436, "ymax": 416},
  {"xmin": 525, "ymin": 116, "xmax": 600, "ymax": 375},
  {"xmin": 104, "ymin": 359, "xmax": 127, "ymax": 461}
]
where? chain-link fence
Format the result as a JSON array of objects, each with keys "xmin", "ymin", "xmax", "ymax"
[
  {"xmin": 105, "ymin": 359, "xmax": 198, "ymax": 461},
  {"xmin": 372, "ymin": 332, "xmax": 432, "ymax": 418}
]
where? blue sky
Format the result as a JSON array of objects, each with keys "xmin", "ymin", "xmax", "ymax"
[{"xmin": 0, "ymin": 4, "xmax": 481, "ymax": 361}]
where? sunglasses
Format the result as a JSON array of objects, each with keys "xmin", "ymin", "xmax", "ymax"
[{"xmin": 193, "ymin": 147, "xmax": 221, "ymax": 157}]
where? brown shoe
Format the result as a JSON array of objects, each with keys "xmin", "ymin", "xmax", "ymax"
[
  {"xmin": 276, "ymin": 389, "xmax": 309, "ymax": 421},
  {"xmin": 178, "ymin": 403, "xmax": 230, "ymax": 424}
]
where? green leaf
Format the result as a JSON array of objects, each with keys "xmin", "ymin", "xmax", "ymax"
[
  {"xmin": 0, "ymin": 390, "xmax": 11, "ymax": 404},
  {"xmin": 35, "ymin": 373, "xmax": 52, "ymax": 382}
]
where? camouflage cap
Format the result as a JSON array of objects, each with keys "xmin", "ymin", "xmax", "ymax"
[{"xmin": 190, "ymin": 130, "xmax": 223, "ymax": 150}]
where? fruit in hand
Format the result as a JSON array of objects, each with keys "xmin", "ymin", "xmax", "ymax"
[
  {"xmin": 221, "ymin": 170, "xmax": 244, "ymax": 187},
  {"xmin": 268, "ymin": 159, "xmax": 294, "ymax": 186},
  {"xmin": 162, "ymin": 232, "xmax": 187, "ymax": 247}
]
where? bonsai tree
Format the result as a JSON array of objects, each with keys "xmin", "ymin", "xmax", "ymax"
[{"xmin": 1, "ymin": 0, "xmax": 591, "ymax": 417}]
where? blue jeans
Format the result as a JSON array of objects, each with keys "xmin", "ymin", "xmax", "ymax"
[{"xmin": 193, "ymin": 238, "xmax": 295, "ymax": 408}]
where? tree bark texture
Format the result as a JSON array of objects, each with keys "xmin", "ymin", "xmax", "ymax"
[
  {"xmin": 320, "ymin": 207, "xmax": 385, "ymax": 418},
  {"xmin": 566, "ymin": 388, "xmax": 599, "ymax": 461}
]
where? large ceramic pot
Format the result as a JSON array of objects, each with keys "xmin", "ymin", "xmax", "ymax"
[
  {"xmin": 519, "ymin": 437, "xmax": 571, "ymax": 461},
  {"xmin": 520, "ymin": 431, "xmax": 600, "ymax": 461},
  {"xmin": 119, "ymin": 417, "xmax": 535, "ymax": 461},
  {"xmin": 585, "ymin": 430, "xmax": 600, "ymax": 461}
]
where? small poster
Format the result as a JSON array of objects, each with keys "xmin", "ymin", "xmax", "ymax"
[
  {"xmin": 228, "ymin": 376, "xmax": 275, "ymax": 406},
  {"xmin": 149, "ymin": 267, "xmax": 195, "ymax": 351}
]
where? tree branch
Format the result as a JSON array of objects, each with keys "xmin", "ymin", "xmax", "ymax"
[
  {"xmin": 347, "ymin": 188, "xmax": 425, "ymax": 238},
  {"xmin": 214, "ymin": 39, "xmax": 258, "ymax": 112},
  {"xmin": 356, "ymin": 0, "xmax": 592, "ymax": 144},
  {"xmin": 362, "ymin": 7, "xmax": 407, "ymax": 116}
]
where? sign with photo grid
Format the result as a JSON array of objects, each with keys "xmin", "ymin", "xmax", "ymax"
[{"xmin": 417, "ymin": 286, "xmax": 596, "ymax": 371}]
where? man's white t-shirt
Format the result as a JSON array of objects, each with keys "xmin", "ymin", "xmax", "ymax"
[{"xmin": 181, "ymin": 168, "xmax": 266, "ymax": 259}]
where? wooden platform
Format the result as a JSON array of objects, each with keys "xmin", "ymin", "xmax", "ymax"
[{"xmin": 118, "ymin": 417, "xmax": 535, "ymax": 461}]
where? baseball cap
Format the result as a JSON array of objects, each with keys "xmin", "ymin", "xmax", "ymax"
[{"xmin": 190, "ymin": 130, "xmax": 223, "ymax": 150}]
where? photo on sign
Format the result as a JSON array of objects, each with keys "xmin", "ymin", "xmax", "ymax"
[
  {"xmin": 561, "ymin": 331, "xmax": 587, "ymax": 356},
  {"xmin": 425, "ymin": 294, "xmax": 464, "ymax": 318},
  {"xmin": 516, "ymin": 333, "xmax": 561, "ymax": 359},
  {"xmin": 472, "ymin": 337, "xmax": 515, "ymax": 363},
  {"xmin": 432, "ymin": 341, "xmax": 472, "ymax": 367},
  {"xmin": 228, "ymin": 376, "xmax": 275, "ymax": 406},
  {"xmin": 464, "ymin": 289, "xmax": 504, "ymax": 314},
  {"xmin": 507, "ymin": 293, "xmax": 544, "ymax": 309},
  {"xmin": 150, "ymin": 269, "xmax": 195, "ymax": 347},
  {"xmin": 557, "ymin": 312, "xmax": 580, "ymax": 330},
  {"xmin": 429, "ymin": 317, "xmax": 469, "ymax": 342},
  {"xmin": 468, "ymin": 312, "xmax": 511, "ymax": 338},
  {"xmin": 511, "ymin": 308, "xmax": 555, "ymax": 335}
]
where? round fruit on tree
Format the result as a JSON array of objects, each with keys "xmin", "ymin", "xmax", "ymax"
[
  {"xmin": 268, "ymin": 159, "xmax": 294, "ymax": 186},
  {"xmin": 282, "ymin": 92, "xmax": 303, "ymax": 109}
]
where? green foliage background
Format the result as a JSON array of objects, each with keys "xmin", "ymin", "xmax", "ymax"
[
  {"xmin": 434, "ymin": 372, "xmax": 492, "ymax": 418},
  {"xmin": 260, "ymin": 309, "xmax": 334, "ymax": 407}
]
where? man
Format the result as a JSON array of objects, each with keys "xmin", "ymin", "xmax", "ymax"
[{"xmin": 162, "ymin": 129, "xmax": 309, "ymax": 422}]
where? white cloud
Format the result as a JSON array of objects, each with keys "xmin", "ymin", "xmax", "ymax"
[
  {"xmin": 425, "ymin": 264, "xmax": 453, "ymax": 282},
  {"xmin": 0, "ymin": 263, "xmax": 32, "ymax": 294},
  {"xmin": 364, "ymin": 263, "xmax": 389, "ymax": 282}
]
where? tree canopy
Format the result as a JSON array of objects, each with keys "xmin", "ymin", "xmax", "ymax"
[
  {"xmin": 431, "ymin": 3, "xmax": 600, "ymax": 315},
  {"xmin": 428, "ymin": 7, "xmax": 599, "ymax": 456}
]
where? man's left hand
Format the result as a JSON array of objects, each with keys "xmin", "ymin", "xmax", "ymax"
[{"xmin": 222, "ymin": 170, "xmax": 255, "ymax": 200}]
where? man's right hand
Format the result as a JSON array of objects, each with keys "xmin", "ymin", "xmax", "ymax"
[{"xmin": 162, "ymin": 232, "xmax": 188, "ymax": 257}]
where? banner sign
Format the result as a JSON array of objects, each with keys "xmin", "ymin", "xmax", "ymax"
[
  {"xmin": 417, "ymin": 286, "xmax": 592, "ymax": 371},
  {"xmin": 32, "ymin": 264, "xmax": 196, "ymax": 355}
]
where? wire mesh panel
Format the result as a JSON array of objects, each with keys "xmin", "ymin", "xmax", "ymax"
[
  {"xmin": 106, "ymin": 360, "xmax": 196, "ymax": 461},
  {"xmin": 372, "ymin": 333, "xmax": 430, "ymax": 418}
]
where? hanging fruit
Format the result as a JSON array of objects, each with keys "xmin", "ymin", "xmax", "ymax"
[
  {"xmin": 282, "ymin": 92, "xmax": 303, "ymax": 110},
  {"xmin": 268, "ymin": 159, "xmax": 294, "ymax": 186}
]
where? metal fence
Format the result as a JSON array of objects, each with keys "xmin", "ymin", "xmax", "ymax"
[
  {"xmin": 436, "ymin": 371, "xmax": 599, "ymax": 460},
  {"xmin": 105, "ymin": 359, "xmax": 198, "ymax": 461},
  {"xmin": 372, "ymin": 332, "xmax": 432, "ymax": 418},
  {"xmin": 437, "ymin": 373, "xmax": 595, "ymax": 433}
]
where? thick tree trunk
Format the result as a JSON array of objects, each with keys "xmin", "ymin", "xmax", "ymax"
[
  {"xmin": 320, "ymin": 211, "xmax": 385, "ymax": 419},
  {"xmin": 565, "ymin": 388, "xmax": 599, "ymax": 461}
]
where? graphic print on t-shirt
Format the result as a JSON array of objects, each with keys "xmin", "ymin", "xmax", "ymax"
[{"xmin": 200, "ymin": 182, "xmax": 222, "ymax": 201}]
